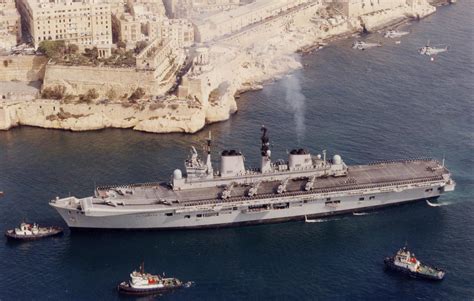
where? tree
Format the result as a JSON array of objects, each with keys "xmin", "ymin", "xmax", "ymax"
[
  {"xmin": 41, "ymin": 85, "xmax": 66, "ymax": 100},
  {"xmin": 117, "ymin": 41, "xmax": 126, "ymax": 49},
  {"xmin": 84, "ymin": 47, "xmax": 98, "ymax": 60},
  {"xmin": 106, "ymin": 88, "xmax": 117, "ymax": 100},
  {"xmin": 134, "ymin": 41, "xmax": 148, "ymax": 54},
  {"xmin": 67, "ymin": 44, "xmax": 79, "ymax": 54},
  {"xmin": 86, "ymin": 88, "xmax": 99, "ymax": 100},
  {"xmin": 129, "ymin": 87, "xmax": 145, "ymax": 101},
  {"xmin": 38, "ymin": 40, "xmax": 67, "ymax": 59}
]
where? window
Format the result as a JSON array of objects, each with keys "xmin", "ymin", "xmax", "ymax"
[
  {"xmin": 369, "ymin": 196, "xmax": 375, "ymax": 200},
  {"xmin": 326, "ymin": 197, "xmax": 331, "ymax": 201},
  {"xmin": 196, "ymin": 214, "xmax": 202, "ymax": 218},
  {"xmin": 359, "ymin": 197, "xmax": 365, "ymax": 201},
  {"xmin": 165, "ymin": 213, "xmax": 173, "ymax": 216},
  {"xmin": 184, "ymin": 215, "xmax": 190, "ymax": 219},
  {"xmin": 425, "ymin": 188, "xmax": 433, "ymax": 192}
]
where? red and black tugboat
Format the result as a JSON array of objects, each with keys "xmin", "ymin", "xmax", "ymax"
[
  {"xmin": 384, "ymin": 245, "xmax": 445, "ymax": 280},
  {"xmin": 118, "ymin": 263, "xmax": 190, "ymax": 296},
  {"xmin": 5, "ymin": 222, "xmax": 63, "ymax": 240}
]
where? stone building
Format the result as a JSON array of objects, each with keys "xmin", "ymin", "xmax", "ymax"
[
  {"xmin": 134, "ymin": 37, "xmax": 185, "ymax": 88},
  {"xmin": 163, "ymin": 0, "xmax": 240, "ymax": 18},
  {"xmin": 127, "ymin": 0, "xmax": 166, "ymax": 18},
  {"xmin": 115, "ymin": 13, "xmax": 194, "ymax": 49},
  {"xmin": 114, "ymin": 13, "xmax": 144, "ymax": 48},
  {"xmin": 17, "ymin": 0, "xmax": 113, "ymax": 56},
  {"xmin": 135, "ymin": 38, "xmax": 175, "ymax": 72},
  {"xmin": 0, "ymin": 0, "xmax": 21, "ymax": 50},
  {"xmin": 333, "ymin": 0, "xmax": 428, "ymax": 18},
  {"xmin": 193, "ymin": 0, "xmax": 312, "ymax": 42},
  {"xmin": 158, "ymin": 18, "xmax": 194, "ymax": 48}
]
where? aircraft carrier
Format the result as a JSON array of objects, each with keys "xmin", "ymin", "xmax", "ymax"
[{"xmin": 50, "ymin": 127, "xmax": 456, "ymax": 229}]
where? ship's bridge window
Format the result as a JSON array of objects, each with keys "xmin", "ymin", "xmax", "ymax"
[{"xmin": 369, "ymin": 196, "xmax": 375, "ymax": 200}]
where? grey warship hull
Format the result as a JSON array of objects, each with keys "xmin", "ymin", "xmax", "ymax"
[
  {"xmin": 50, "ymin": 160, "xmax": 454, "ymax": 230},
  {"xmin": 50, "ymin": 127, "xmax": 455, "ymax": 230}
]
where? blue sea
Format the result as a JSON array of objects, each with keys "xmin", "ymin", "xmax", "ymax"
[{"xmin": 0, "ymin": 2, "xmax": 473, "ymax": 300}]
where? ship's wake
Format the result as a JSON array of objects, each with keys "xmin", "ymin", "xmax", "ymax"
[
  {"xmin": 353, "ymin": 212, "xmax": 371, "ymax": 216},
  {"xmin": 184, "ymin": 281, "xmax": 195, "ymax": 288},
  {"xmin": 305, "ymin": 217, "xmax": 341, "ymax": 223},
  {"xmin": 426, "ymin": 200, "xmax": 452, "ymax": 207}
]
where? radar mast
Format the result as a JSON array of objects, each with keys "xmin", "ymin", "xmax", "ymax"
[{"xmin": 260, "ymin": 126, "xmax": 272, "ymax": 173}]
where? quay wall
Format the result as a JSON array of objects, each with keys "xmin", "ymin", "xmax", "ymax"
[
  {"xmin": 42, "ymin": 64, "xmax": 167, "ymax": 97},
  {"xmin": 0, "ymin": 55, "xmax": 48, "ymax": 81}
]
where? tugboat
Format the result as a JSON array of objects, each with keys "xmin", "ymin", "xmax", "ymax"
[
  {"xmin": 5, "ymin": 222, "xmax": 63, "ymax": 240},
  {"xmin": 118, "ymin": 263, "xmax": 187, "ymax": 295},
  {"xmin": 384, "ymin": 246, "xmax": 445, "ymax": 280}
]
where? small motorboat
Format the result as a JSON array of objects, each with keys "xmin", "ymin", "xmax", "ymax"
[
  {"xmin": 352, "ymin": 41, "xmax": 382, "ymax": 50},
  {"xmin": 384, "ymin": 245, "xmax": 445, "ymax": 280},
  {"xmin": 118, "ymin": 263, "xmax": 189, "ymax": 296},
  {"xmin": 5, "ymin": 222, "xmax": 63, "ymax": 240},
  {"xmin": 384, "ymin": 30, "xmax": 409, "ymax": 39}
]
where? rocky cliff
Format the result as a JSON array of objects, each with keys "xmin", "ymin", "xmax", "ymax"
[{"xmin": 0, "ymin": 0, "xmax": 436, "ymax": 134}]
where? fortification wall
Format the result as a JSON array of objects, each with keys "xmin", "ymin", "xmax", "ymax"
[
  {"xmin": 42, "ymin": 64, "xmax": 168, "ymax": 97},
  {"xmin": 0, "ymin": 55, "xmax": 48, "ymax": 81}
]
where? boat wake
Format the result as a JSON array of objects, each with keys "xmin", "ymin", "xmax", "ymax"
[
  {"xmin": 305, "ymin": 216, "xmax": 341, "ymax": 223},
  {"xmin": 184, "ymin": 281, "xmax": 194, "ymax": 288},
  {"xmin": 426, "ymin": 200, "xmax": 451, "ymax": 207},
  {"xmin": 353, "ymin": 212, "xmax": 371, "ymax": 216}
]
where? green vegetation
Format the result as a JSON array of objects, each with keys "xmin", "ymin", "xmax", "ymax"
[
  {"xmin": 134, "ymin": 41, "xmax": 148, "ymax": 55},
  {"xmin": 41, "ymin": 85, "xmax": 66, "ymax": 100},
  {"xmin": 129, "ymin": 87, "xmax": 145, "ymax": 101},
  {"xmin": 78, "ymin": 88, "xmax": 99, "ymax": 104},
  {"xmin": 116, "ymin": 41, "xmax": 126, "ymax": 49},
  {"xmin": 38, "ymin": 41, "xmax": 80, "ymax": 59},
  {"xmin": 38, "ymin": 40, "xmax": 67, "ymax": 59},
  {"xmin": 106, "ymin": 88, "xmax": 118, "ymax": 100},
  {"xmin": 40, "ymin": 40, "xmax": 137, "ymax": 67}
]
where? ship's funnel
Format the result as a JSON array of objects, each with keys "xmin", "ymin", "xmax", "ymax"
[
  {"xmin": 220, "ymin": 150, "xmax": 245, "ymax": 177},
  {"xmin": 288, "ymin": 149, "xmax": 312, "ymax": 170}
]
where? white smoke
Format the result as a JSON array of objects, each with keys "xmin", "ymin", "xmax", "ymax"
[{"xmin": 283, "ymin": 72, "xmax": 306, "ymax": 144}]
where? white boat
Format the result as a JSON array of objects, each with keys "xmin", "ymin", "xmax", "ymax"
[
  {"xmin": 384, "ymin": 30, "xmax": 409, "ymax": 39},
  {"xmin": 5, "ymin": 222, "xmax": 63, "ymax": 240},
  {"xmin": 352, "ymin": 41, "xmax": 382, "ymax": 50},
  {"xmin": 117, "ymin": 263, "xmax": 185, "ymax": 295}
]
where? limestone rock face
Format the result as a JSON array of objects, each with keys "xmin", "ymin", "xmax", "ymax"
[
  {"xmin": 0, "ymin": 99, "xmax": 206, "ymax": 133},
  {"xmin": 0, "ymin": 1, "xmax": 436, "ymax": 134}
]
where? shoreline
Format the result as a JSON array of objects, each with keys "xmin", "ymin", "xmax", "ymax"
[{"xmin": 1, "ymin": 2, "xmax": 440, "ymax": 134}]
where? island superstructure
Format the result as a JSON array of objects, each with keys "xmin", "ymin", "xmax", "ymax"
[{"xmin": 50, "ymin": 127, "xmax": 455, "ymax": 229}]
